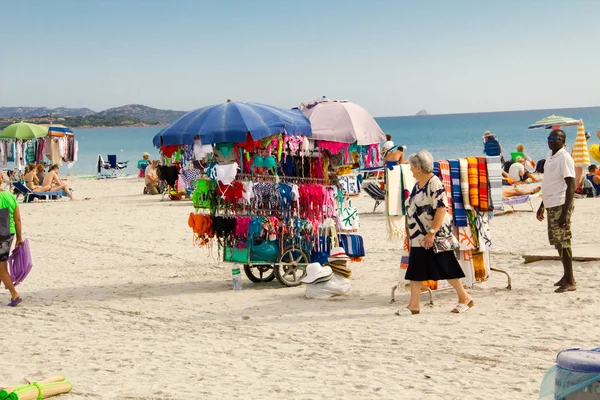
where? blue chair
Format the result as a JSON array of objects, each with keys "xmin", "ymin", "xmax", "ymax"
[
  {"xmin": 107, "ymin": 155, "xmax": 129, "ymax": 176},
  {"xmin": 12, "ymin": 182, "xmax": 66, "ymax": 203}
]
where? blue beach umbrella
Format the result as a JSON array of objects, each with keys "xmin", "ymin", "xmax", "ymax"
[{"xmin": 153, "ymin": 101, "xmax": 312, "ymax": 147}]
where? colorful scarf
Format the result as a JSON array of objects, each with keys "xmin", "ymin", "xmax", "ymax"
[
  {"xmin": 458, "ymin": 158, "xmax": 472, "ymax": 210},
  {"xmin": 475, "ymin": 157, "xmax": 489, "ymax": 211},
  {"xmin": 436, "ymin": 160, "xmax": 453, "ymax": 216},
  {"xmin": 449, "ymin": 159, "xmax": 468, "ymax": 226},
  {"xmin": 485, "ymin": 156, "xmax": 503, "ymax": 210},
  {"xmin": 466, "ymin": 157, "xmax": 479, "ymax": 208}
]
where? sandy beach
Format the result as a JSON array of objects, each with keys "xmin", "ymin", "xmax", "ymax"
[{"xmin": 2, "ymin": 176, "xmax": 599, "ymax": 399}]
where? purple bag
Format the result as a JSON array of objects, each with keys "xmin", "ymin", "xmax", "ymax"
[{"xmin": 8, "ymin": 238, "xmax": 33, "ymax": 286}]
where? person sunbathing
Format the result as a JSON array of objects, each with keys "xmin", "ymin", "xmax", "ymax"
[
  {"xmin": 23, "ymin": 165, "xmax": 39, "ymax": 190},
  {"xmin": 502, "ymin": 185, "xmax": 541, "ymax": 198},
  {"xmin": 383, "ymin": 145, "xmax": 409, "ymax": 164},
  {"xmin": 508, "ymin": 156, "xmax": 539, "ymax": 183},
  {"xmin": 36, "ymin": 164, "xmax": 76, "ymax": 200}
]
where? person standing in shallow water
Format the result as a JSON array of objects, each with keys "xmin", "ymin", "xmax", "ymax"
[
  {"xmin": 0, "ymin": 173, "xmax": 24, "ymax": 306},
  {"xmin": 536, "ymin": 129, "xmax": 576, "ymax": 293}
]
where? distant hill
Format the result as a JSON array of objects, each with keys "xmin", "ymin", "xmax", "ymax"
[
  {"xmin": 94, "ymin": 104, "xmax": 186, "ymax": 124},
  {"xmin": 0, "ymin": 106, "xmax": 96, "ymax": 118},
  {"xmin": 415, "ymin": 109, "xmax": 431, "ymax": 116}
]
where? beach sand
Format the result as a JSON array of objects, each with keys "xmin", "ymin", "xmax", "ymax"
[{"xmin": 2, "ymin": 177, "xmax": 598, "ymax": 399}]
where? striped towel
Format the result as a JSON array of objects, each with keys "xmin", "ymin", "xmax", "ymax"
[
  {"xmin": 466, "ymin": 157, "xmax": 479, "ymax": 208},
  {"xmin": 385, "ymin": 164, "xmax": 404, "ymax": 240},
  {"xmin": 433, "ymin": 161, "xmax": 439, "ymax": 176},
  {"xmin": 449, "ymin": 159, "xmax": 468, "ymax": 226},
  {"xmin": 437, "ymin": 160, "xmax": 453, "ymax": 216},
  {"xmin": 476, "ymin": 157, "xmax": 490, "ymax": 211},
  {"xmin": 486, "ymin": 156, "xmax": 503, "ymax": 210},
  {"xmin": 459, "ymin": 158, "xmax": 472, "ymax": 210}
]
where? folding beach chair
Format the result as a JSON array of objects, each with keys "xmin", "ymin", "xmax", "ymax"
[
  {"xmin": 12, "ymin": 182, "xmax": 66, "ymax": 203},
  {"xmin": 502, "ymin": 194, "xmax": 534, "ymax": 212},
  {"xmin": 107, "ymin": 155, "xmax": 129, "ymax": 177},
  {"xmin": 363, "ymin": 182, "xmax": 385, "ymax": 212}
]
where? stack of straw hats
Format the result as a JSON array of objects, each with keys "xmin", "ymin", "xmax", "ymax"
[{"xmin": 324, "ymin": 247, "xmax": 352, "ymax": 279}]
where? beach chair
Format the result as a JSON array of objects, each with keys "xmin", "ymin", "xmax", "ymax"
[
  {"xmin": 363, "ymin": 182, "xmax": 385, "ymax": 212},
  {"xmin": 107, "ymin": 155, "xmax": 129, "ymax": 176},
  {"xmin": 502, "ymin": 194, "xmax": 534, "ymax": 212},
  {"xmin": 12, "ymin": 182, "xmax": 66, "ymax": 203}
]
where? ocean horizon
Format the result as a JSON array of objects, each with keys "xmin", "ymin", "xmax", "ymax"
[{"xmin": 63, "ymin": 105, "xmax": 600, "ymax": 176}]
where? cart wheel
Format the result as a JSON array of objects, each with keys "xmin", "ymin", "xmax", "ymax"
[
  {"xmin": 274, "ymin": 247, "xmax": 309, "ymax": 287},
  {"xmin": 243, "ymin": 264, "xmax": 275, "ymax": 283}
]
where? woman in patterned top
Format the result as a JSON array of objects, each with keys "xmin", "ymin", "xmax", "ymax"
[{"xmin": 395, "ymin": 150, "xmax": 474, "ymax": 316}]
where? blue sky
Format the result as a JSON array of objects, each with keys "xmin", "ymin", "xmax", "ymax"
[{"xmin": 1, "ymin": 0, "xmax": 599, "ymax": 116}]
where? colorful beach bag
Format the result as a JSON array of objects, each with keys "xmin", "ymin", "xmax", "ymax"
[{"xmin": 8, "ymin": 238, "xmax": 33, "ymax": 286}]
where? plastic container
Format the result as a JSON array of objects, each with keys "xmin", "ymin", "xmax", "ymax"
[
  {"xmin": 231, "ymin": 264, "xmax": 242, "ymax": 291},
  {"xmin": 553, "ymin": 348, "xmax": 600, "ymax": 399}
]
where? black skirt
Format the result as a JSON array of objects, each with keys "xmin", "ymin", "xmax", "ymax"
[{"xmin": 405, "ymin": 247, "xmax": 465, "ymax": 281}]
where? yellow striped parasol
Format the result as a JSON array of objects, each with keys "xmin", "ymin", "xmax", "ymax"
[{"xmin": 572, "ymin": 119, "xmax": 590, "ymax": 167}]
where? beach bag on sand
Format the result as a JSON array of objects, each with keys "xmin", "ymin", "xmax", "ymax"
[{"xmin": 8, "ymin": 238, "xmax": 33, "ymax": 286}]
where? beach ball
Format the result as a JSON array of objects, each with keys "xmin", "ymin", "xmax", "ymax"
[{"xmin": 590, "ymin": 144, "xmax": 600, "ymax": 163}]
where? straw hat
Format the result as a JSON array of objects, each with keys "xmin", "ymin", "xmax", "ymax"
[
  {"xmin": 328, "ymin": 247, "xmax": 349, "ymax": 262},
  {"xmin": 590, "ymin": 144, "xmax": 600, "ymax": 163},
  {"xmin": 301, "ymin": 263, "xmax": 333, "ymax": 284}
]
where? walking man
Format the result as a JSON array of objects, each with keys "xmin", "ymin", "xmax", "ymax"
[{"xmin": 536, "ymin": 129, "xmax": 576, "ymax": 293}]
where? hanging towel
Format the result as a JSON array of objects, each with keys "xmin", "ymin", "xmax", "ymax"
[
  {"xmin": 433, "ymin": 161, "xmax": 439, "ymax": 176},
  {"xmin": 401, "ymin": 163, "xmax": 416, "ymax": 211},
  {"xmin": 449, "ymin": 159, "xmax": 468, "ymax": 226},
  {"xmin": 459, "ymin": 158, "xmax": 472, "ymax": 210},
  {"xmin": 436, "ymin": 160, "xmax": 453, "ymax": 216},
  {"xmin": 456, "ymin": 249, "xmax": 475, "ymax": 288},
  {"xmin": 486, "ymin": 156, "xmax": 503, "ymax": 210},
  {"xmin": 475, "ymin": 157, "xmax": 490, "ymax": 210},
  {"xmin": 466, "ymin": 157, "xmax": 479, "ymax": 208},
  {"xmin": 385, "ymin": 163, "xmax": 404, "ymax": 241}
]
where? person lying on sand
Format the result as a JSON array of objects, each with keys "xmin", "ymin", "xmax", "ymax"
[
  {"xmin": 502, "ymin": 185, "xmax": 541, "ymax": 198},
  {"xmin": 36, "ymin": 164, "xmax": 76, "ymax": 200}
]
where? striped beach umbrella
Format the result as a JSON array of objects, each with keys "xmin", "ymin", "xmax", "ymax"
[
  {"xmin": 527, "ymin": 115, "xmax": 580, "ymax": 130},
  {"xmin": 572, "ymin": 120, "xmax": 590, "ymax": 166},
  {"xmin": 46, "ymin": 124, "xmax": 74, "ymax": 135}
]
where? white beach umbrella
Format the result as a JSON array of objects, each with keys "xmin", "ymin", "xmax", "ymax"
[{"xmin": 297, "ymin": 97, "xmax": 385, "ymax": 145}]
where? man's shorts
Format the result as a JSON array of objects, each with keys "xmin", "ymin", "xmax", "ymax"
[
  {"xmin": 547, "ymin": 204, "xmax": 574, "ymax": 250},
  {"xmin": 0, "ymin": 235, "xmax": 14, "ymax": 262}
]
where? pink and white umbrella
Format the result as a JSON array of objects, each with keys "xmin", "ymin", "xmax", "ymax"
[{"xmin": 297, "ymin": 97, "xmax": 385, "ymax": 145}]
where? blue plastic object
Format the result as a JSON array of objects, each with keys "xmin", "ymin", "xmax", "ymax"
[
  {"xmin": 557, "ymin": 348, "xmax": 600, "ymax": 373},
  {"xmin": 153, "ymin": 101, "xmax": 312, "ymax": 147}
]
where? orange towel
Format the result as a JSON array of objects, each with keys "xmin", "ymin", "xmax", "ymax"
[{"xmin": 466, "ymin": 157, "xmax": 479, "ymax": 208}]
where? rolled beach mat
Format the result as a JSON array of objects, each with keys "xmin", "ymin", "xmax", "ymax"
[
  {"xmin": 0, "ymin": 375, "xmax": 66, "ymax": 400},
  {"xmin": 8, "ymin": 381, "xmax": 72, "ymax": 400},
  {"xmin": 590, "ymin": 144, "xmax": 600, "ymax": 163}
]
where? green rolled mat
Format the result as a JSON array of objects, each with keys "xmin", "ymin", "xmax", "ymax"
[{"xmin": 9, "ymin": 380, "xmax": 72, "ymax": 400}]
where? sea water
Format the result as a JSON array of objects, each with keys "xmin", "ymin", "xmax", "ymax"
[{"xmin": 63, "ymin": 106, "xmax": 600, "ymax": 176}]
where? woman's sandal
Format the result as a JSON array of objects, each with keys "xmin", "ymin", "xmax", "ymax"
[
  {"xmin": 394, "ymin": 307, "xmax": 420, "ymax": 316},
  {"xmin": 7, "ymin": 297, "xmax": 22, "ymax": 307},
  {"xmin": 451, "ymin": 300, "xmax": 474, "ymax": 314}
]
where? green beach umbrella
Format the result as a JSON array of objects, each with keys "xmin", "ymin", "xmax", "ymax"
[
  {"xmin": 527, "ymin": 115, "xmax": 580, "ymax": 130},
  {"xmin": 0, "ymin": 122, "xmax": 48, "ymax": 139}
]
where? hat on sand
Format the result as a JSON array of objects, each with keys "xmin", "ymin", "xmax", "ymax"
[
  {"xmin": 301, "ymin": 263, "xmax": 333, "ymax": 284},
  {"xmin": 590, "ymin": 144, "xmax": 600, "ymax": 163},
  {"xmin": 328, "ymin": 247, "xmax": 349, "ymax": 262}
]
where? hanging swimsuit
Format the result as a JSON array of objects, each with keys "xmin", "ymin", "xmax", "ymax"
[
  {"xmin": 251, "ymin": 155, "xmax": 278, "ymax": 174},
  {"xmin": 213, "ymin": 143, "xmax": 237, "ymax": 165}
]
